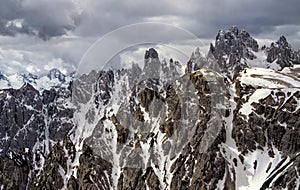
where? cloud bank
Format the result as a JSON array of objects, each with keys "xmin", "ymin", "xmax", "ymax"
[{"xmin": 0, "ymin": 0, "xmax": 300, "ymax": 75}]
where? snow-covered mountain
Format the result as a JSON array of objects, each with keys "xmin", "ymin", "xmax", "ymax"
[
  {"xmin": 0, "ymin": 27, "xmax": 299, "ymax": 190},
  {"xmin": 0, "ymin": 68, "xmax": 73, "ymax": 91}
]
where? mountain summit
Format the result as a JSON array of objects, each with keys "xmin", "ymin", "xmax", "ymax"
[
  {"xmin": 208, "ymin": 26, "xmax": 259, "ymax": 77},
  {"xmin": 144, "ymin": 48, "xmax": 159, "ymax": 59},
  {"xmin": 266, "ymin": 35, "xmax": 300, "ymax": 67},
  {"xmin": 208, "ymin": 26, "xmax": 300, "ymax": 78}
]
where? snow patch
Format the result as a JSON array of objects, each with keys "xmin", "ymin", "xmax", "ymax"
[
  {"xmin": 239, "ymin": 67, "xmax": 300, "ymax": 88},
  {"xmin": 239, "ymin": 146, "xmax": 285, "ymax": 190},
  {"xmin": 239, "ymin": 89, "xmax": 272, "ymax": 118}
]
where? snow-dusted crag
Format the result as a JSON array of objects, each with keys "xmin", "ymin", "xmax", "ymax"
[
  {"xmin": 208, "ymin": 26, "xmax": 300, "ymax": 78},
  {"xmin": 0, "ymin": 27, "xmax": 299, "ymax": 190},
  {"xmin": 0, "ymin": 68, "xmax": 73, "ymax": 91}
]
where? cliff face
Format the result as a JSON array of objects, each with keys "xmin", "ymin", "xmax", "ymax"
[
  {"xmin": 0, "ymin": 27, "xmax": 300, "ymax": 190},
  {"xmin": 0, "ymin": 84, "xmax": 74, "ymax": 189}
]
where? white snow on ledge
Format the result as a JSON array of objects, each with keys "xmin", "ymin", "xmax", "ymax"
[
  {"xmin": 239, "ymin": 67, "xmax": 300, "ymax": 88},
  {"xmin": 239, "ymin": 145, "xmax": 288, "ymax": 190},
  {"xmin": 238, "ymin": 67, "xmax": 300, "ymax": 118},
  {"xmin": 239, "ymin": 89, "xmax": 272, "ymax": 118}
]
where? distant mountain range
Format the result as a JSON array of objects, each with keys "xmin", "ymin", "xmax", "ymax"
[{"xmin": 0, "ymin": 68, "xmax": 74, "ymax": 91}]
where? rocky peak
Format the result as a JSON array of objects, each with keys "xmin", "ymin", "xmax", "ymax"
[
  {"xmin": 142, "ymin": 48, "xmax": 161, "ymax": 79},
  {"xmin": 47, "ymin": 68, "xmax": 66, "ymax": 82},
  {"xmin": 186, "ymin": 47, "xmax": 208, "ymax": 73},
  {"xmin": 0, "ymin": 72, "xmax": 6, "ymax": 80},
  {"xmin": 20, "ymin": 82, "xmax": 39, "ymax": 95},
  {"xmin": 276, "ymin": 35, "xmax": 290, "ymax": 49},
  {"xmin": 21, "ymin": 73, "xmax": 38, "ymax": 84},
  {"xmin": 230, "ymin": 25, "xmax": 239, "ymax": 35},
  {"xmin": 209, "ymin": 26, "xmax": 259, "ymax": 78},
  {"xmin": 142, "ymin": 48, "xmax": 183, "ymax": 81},
  {"xmin": 215, "ymin": 26, "xmax": 258, "ymax": 52},
  {"xmin": 0, "ymin": 72, "xmax": 10, "ymax": 89},
  {"xmin": 266, "ymin": 35, "xmax": 300, "ymax": 68},
  {"xmin": 144, "ymin": 48, "xmax": 158, "ymax": 59}
]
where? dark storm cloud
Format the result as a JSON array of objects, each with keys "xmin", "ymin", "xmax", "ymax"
[
  {"xmin": 178, "ymin": 0, "xmax": 300, "ymax": 39},
  {"xmin": 0, "ymin": 0, "xmax": 80, "ymax": 40},
  {"xmin": 1, "ymin": 0, "xmax": 300, "ymax": 43},
  {"xmin": 70, "ymin": 0, "xmax": 300, "ymax": 48},
  {"xmin": 73, "ymin": 0, "xmax": 185, "ymax": 36}
]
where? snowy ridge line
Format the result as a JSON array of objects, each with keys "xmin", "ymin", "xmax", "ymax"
[{"xmin": 238, "ymin": 67, "xmax": 300, "ymax": 89}]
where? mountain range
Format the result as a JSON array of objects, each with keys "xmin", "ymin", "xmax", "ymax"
[
  {"xmin": 0, "ymin": 68, "xmax": 73, "ymax": 91},
  {"xmin": 0, "ymin": 26, "xmax": 299, "ymax": 190}
]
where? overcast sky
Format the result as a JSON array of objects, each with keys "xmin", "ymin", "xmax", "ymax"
[{"xmin": 0, "ymin": 0, "xmax": 300, "ymax": 75}]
